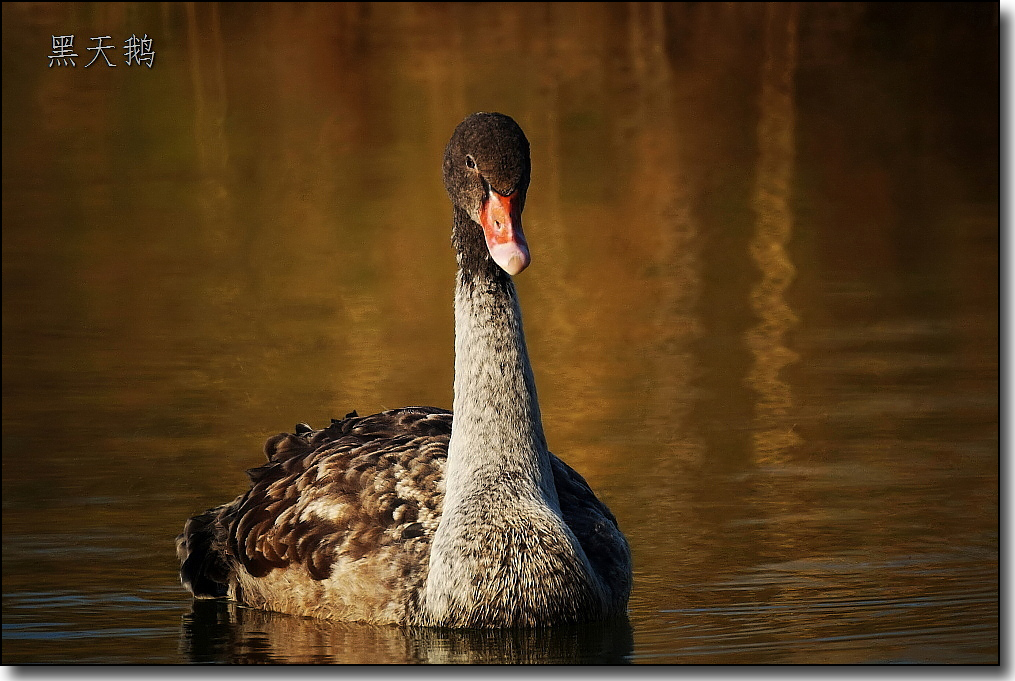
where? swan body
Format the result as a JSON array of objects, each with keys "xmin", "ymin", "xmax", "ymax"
[{"xmin": 177, "ymin": 113, "xmax": 632, "ymax": 627}]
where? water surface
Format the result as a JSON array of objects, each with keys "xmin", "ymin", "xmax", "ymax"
[{"xmin": 2, "ymin": 2, "xmax": 998, "ymax": 664}]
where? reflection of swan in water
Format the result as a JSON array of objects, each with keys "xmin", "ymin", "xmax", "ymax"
[
  {"xmin": 182, "ymin": 600, "xmax": 634, "ymax": 664},
  {"xmin": 177, "ymin": 113, "xmax": 631, "ymax": 627}
]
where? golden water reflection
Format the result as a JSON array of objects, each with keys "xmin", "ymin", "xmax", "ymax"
[
  {"xmin": 182, "ymin": 600, "xmax": 633, "ymax": 663},
  {"xmin": 747, "ymin": 1, "xmax": 802, "ymax": 464}
]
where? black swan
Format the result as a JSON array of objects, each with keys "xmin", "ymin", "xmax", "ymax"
[{"xmin": 176, "ymin": 112, "xmax": 632, "ymax": 627}]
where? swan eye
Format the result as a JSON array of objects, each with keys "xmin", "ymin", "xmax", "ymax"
[{"xmin": 465, "ymin": 155, "xmax": 477, "ymax": 170}]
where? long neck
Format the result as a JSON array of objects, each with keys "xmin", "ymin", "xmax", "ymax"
[
  {"xmin": 444, "ymin": 209, "xmax": 557, "ymax": 511},
  {"xmin": 421, "ymin": 209, "xmax": 604, "ymax": 626}
]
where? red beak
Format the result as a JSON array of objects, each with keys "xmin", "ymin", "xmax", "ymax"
[{"xmin": 480, "ymin": 189, "xmax": 530, "ymax": 275}]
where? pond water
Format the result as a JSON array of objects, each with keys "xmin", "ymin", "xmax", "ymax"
[{"xmin": 2, "ymin": 2, "xmax": 999, "ymax": 665}]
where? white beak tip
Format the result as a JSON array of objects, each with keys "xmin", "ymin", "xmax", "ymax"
[{"xmin": 491, "ymin": 246, "xmax": 530, "ymax": 276}]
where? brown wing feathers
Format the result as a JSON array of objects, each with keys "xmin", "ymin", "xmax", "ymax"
[{"xmin": 178, "ymin": 408, "xmax": 452, "ymax": 595}]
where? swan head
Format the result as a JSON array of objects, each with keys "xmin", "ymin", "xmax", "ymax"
[{"xmin": 445, "ymin": 112, "xmax": 531, "ymax": 276}]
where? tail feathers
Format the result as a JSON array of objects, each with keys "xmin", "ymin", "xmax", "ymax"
[{"xmin": 177, "ymin": 506, "xmax": 235, "ymax": 599}]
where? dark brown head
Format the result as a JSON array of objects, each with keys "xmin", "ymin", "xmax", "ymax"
[{"xmin": 444, "ymin": 112, "xmax": 531, "ymax": 276}]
